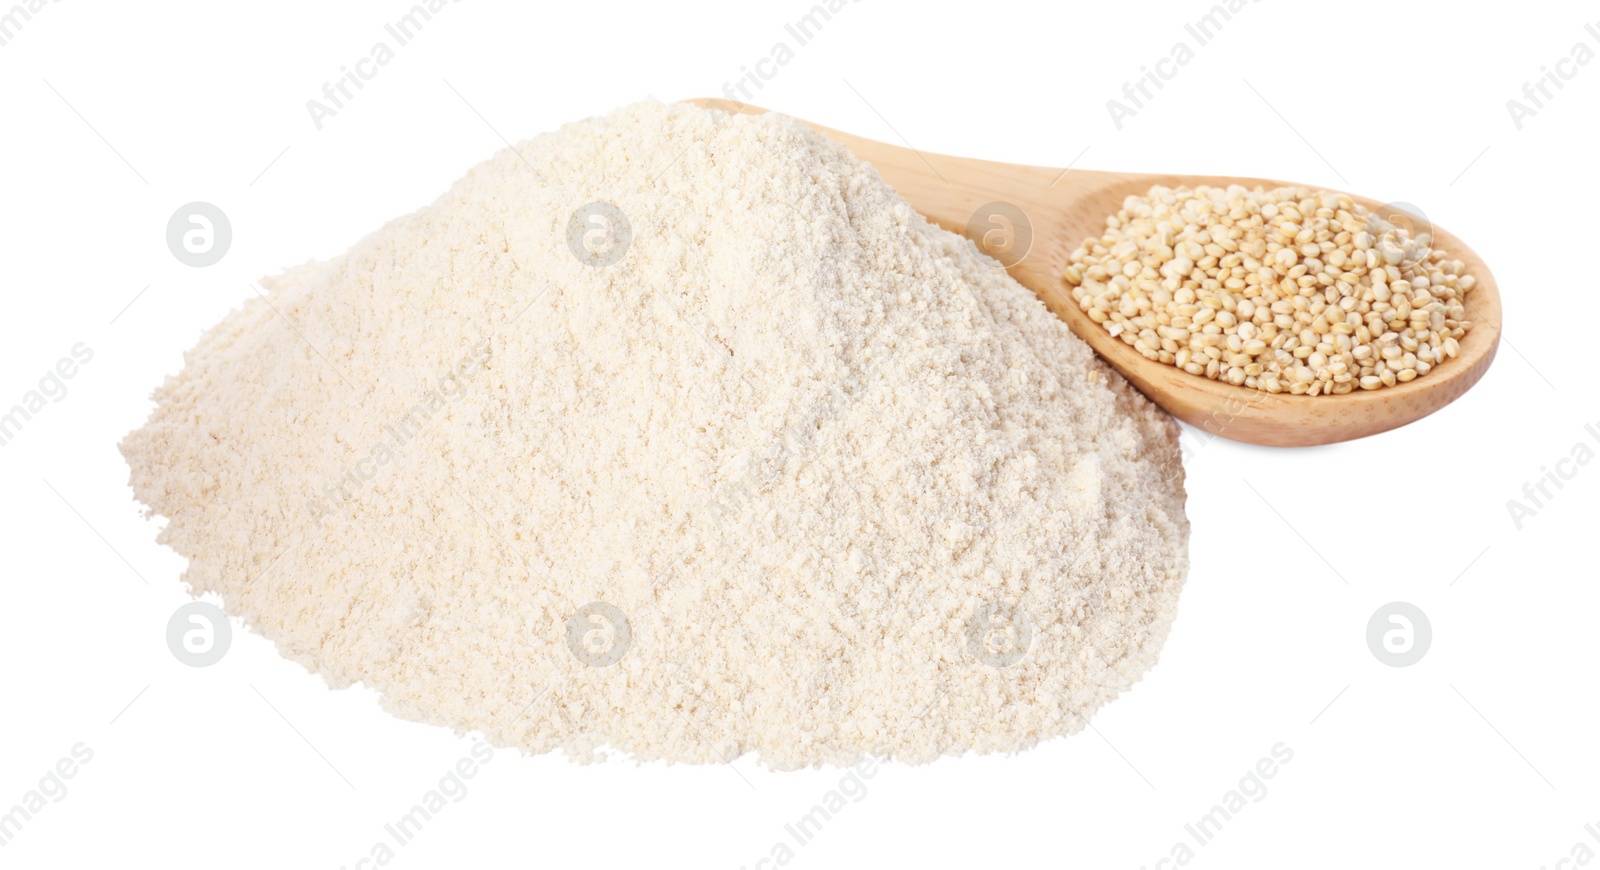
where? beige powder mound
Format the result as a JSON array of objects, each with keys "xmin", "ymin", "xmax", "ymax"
[{"xmin": 122, "ymin": 101, "xmax": 1188, "ymax": 769}]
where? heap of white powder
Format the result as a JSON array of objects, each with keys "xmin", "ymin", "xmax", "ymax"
[{"xmin": 122, "ymin": 101, "xmax": 1189, "ymax": 768}]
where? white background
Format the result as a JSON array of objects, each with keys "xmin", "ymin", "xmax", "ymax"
[{"xmin": 1, "ymin": 1, "xmax": 1595, "ymax": 867}]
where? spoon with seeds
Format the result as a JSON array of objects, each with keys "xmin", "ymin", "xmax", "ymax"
[{"xmin": 689, "ymin": 98, "xmax": 1500, "ymax": 447}]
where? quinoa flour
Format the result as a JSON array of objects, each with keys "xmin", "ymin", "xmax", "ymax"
[{"xmin": 122, "ymin": 101, "xmax": 1189, "ymax": 768}]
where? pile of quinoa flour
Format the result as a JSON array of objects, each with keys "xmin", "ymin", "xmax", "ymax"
[{"xmin": 122, "ymin": 102, "xmax": 1188, "ymax": 769}]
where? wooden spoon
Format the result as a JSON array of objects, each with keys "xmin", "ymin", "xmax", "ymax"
[{"xmin": 687, "ymin": 98, "xmax": 1500, "ymax": 447}]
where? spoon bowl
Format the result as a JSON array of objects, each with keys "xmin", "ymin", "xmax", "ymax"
[{"xmin": 689, "ymin": 98, "xmax": 1501, "ymax": 447}]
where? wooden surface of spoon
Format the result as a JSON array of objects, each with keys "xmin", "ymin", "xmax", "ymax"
[{"xmin": 688, "ymin": 97, "xmax": 1501, "ymax": 447}]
